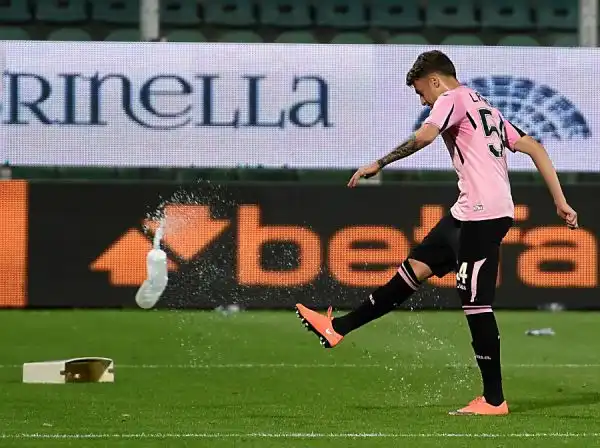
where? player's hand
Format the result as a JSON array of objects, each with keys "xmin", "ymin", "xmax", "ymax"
[
  {"xmin": 348, "ymin": 162, "xmax": 380, "ymax": 188},
  {"xmin": 556, "ymin": 201, "xmax": 578, "ymax": 229}
]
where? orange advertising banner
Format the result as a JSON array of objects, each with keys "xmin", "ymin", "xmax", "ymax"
[
  {"xmin": 9, "ymin": 181, "xmax": 600, "ymax": 309},
  {"xmin": 0, "ymin": 180, "xmax": 27, "ymax": 308}
]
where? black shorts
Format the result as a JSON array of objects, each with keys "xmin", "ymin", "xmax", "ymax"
[{"xmin": 409, "ymin": 214, "xmax": 512, "ymax": 306}]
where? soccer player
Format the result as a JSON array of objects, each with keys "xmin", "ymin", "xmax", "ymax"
[{"xmin": 295, "ymin": 50, "xmax": 579, "ymax": 416}]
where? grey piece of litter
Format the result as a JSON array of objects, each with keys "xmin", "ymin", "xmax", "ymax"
[{"xmin": 526, "ymin": 328, "xmax": 555, "ymax": 336}]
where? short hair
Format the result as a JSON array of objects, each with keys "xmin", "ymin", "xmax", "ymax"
[{"xmin": 406, "ymin": 50, "xmax": 457, "ymax": 86}]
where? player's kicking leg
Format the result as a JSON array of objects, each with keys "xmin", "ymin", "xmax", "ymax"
[
  {"xmin": 296, "ymin": 258, "xmax": 428, "ymax": 347},
  {"xmin": 449, "ymin": 218, "xmax": 512, "ymax": 416},
  {"xmin": 296, "ymin": 214, "xmax": 458, "ymax": 348}
]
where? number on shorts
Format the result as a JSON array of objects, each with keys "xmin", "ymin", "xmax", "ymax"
[{"xmin": 456, "ymin": 262, "xmax": 468, "ymax": 284}]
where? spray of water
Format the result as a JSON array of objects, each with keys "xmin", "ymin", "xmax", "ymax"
[
  {"xmin": 141, "ymin": 181, "xmax": 240, "ymax": 365},
  {"xmin": 143, "ymin": 179, "xmax": 471, "ymax": 394}
]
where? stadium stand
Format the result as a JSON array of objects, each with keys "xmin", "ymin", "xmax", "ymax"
[
  {"xmin": 480, "ymin": 0, "xmax": 534, "ymax": 31},
  {"xmin": 274, "ymin": 30, "xmax": 318, "ymax": 43},
  {"xmin": 92, "ymin": 0, "xmax": 140, "ymax": 25},
  {"xmin": 36, "ymin": 0, "xmax": 88, "ymax": 23},
  {"xmin": 260, "ymin": 0, "xmax": 312, "ymax": 28},
  {"xmin": 370, "ymin": 0, "xmax": 423, "ymax": 30},
  {"xmin": 161, "ymin": 0, "xmax": 201, "ymax": 26},
  {"xmin": 47, "ymin": 27, "xmax": 92, "ymax": 40},
  {"xmin": 0, "ymin": 1, "xmax": 32, "ymax": 23},
  {"xmin": 0, "ymin": 0, "xmax": 579, "ymax": 47},
  {"xmin": 425, "ymin": 0, "xmax": 479, "ymax": 29},
  {"xmin": 203, "ymin": 0, "xmax": 255, "ymax": 26},
  {"xmin": 440, "ymin": 33, "xmax": 483, "ymax": 45}
]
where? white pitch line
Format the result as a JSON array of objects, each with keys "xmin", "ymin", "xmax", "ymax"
[
  {"xmin": 2, "ymin": 363, "xmax": 600, "ymax": 369},
  {"xmin": 1, "ymin": 433, "xmax": 600, "ymax": 440},
  {"xmin": 118, "ymin": 363, "xmax": 600, "ymax": 369},
  {"xmin": 506, "ymin": 364, "xmax": 600, "ymax": 368}
]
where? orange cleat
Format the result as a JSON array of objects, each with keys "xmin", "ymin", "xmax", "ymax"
[
  {"xmin": 295, "ymin": 304, "xmax": 344, "ymax": 348},
  {"xmin": 449, "ymin": 396, "xmax": 509, "ymax": 416}
]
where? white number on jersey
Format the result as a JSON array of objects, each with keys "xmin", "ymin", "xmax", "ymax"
[{"xmin": 456, "ymin": 262, "xmax": 468, "ymax": 284}]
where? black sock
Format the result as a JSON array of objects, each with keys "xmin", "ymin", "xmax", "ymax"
[
  {"xmin": 332, "ymin": 261, "xmax": 421, "ymax": 336},
  {"xmin": 466, "ymin": 311, "xmax": 504, "ymax": 406}
]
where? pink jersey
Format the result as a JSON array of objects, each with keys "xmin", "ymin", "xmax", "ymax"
[{"xmin": 423, "ymin": 85, "xmax": 525, "ymax": 221}]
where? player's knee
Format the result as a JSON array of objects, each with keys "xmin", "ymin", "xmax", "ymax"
[
  {"xmin": 372, "ymin": 260, "xmax": 422, "ymax": 306},
  {"xmin": 398, "ymin": 259, "xmax": 425, "ymax": 290},
  {"xmin": 406, "ymin": 258, "xmax": 433, "ymax": 282}
]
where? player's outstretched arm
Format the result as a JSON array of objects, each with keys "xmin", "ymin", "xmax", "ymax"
[
  {"xmin": 513, "ymin": 136, "xmax": 578, "ymax": 229},
  {"xmin": 348, "ymin": 124, "xmax": 439, "ymax": 187}
]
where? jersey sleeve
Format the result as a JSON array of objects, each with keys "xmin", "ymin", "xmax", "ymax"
[
  {"xmin": 503, "ymin": 118, "xmax": 527, "ymax": 152},
  {"xmin": 423, "ymin": 92, "xmax": 464, "ymax": 132}
]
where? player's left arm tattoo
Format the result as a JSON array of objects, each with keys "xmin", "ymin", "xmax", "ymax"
[
  {"xmin": 376, "ymin": 133, "xmax": 425, "ymax": 169},
  {"xmin": 376, "ymin": 124, "xmax": 440, "ymax": 169}
]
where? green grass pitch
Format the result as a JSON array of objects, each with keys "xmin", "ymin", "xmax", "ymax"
[{"xmin": 1, "ymin": 310, "xmax": 599, "ymax": 447}]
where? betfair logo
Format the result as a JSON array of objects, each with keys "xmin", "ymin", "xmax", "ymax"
[{"xmin": 90, "ymin": 203, "xmax": 598, "ymax": 289}]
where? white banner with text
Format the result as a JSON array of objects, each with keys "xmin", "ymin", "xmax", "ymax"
[{"xmin": 1, "ymin": 41, "xmax": 598, "ymax": 171}]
